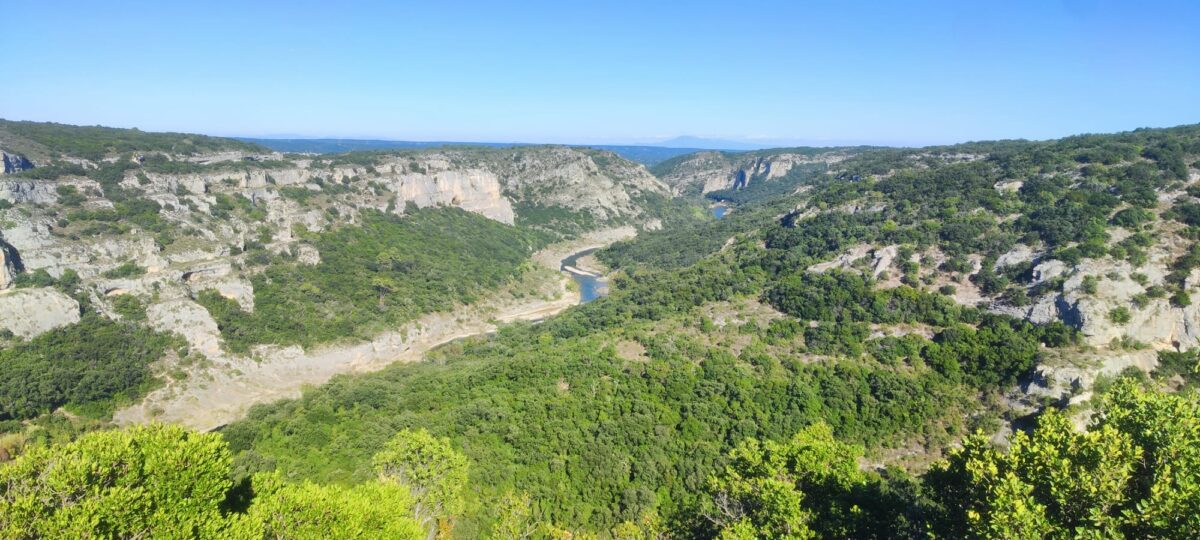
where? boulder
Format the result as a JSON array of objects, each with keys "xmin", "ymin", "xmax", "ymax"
[
  {"xmin": 1022, "ymin": 349, "xmax": 1157, "ymax": 403},
  {"xmin": 995, "ymin": 244, "xmax": 1035, "ymax": 269},
  {"xmin": 1031, "ymin": 259, "xmax": 1067, "ymax": 283}
]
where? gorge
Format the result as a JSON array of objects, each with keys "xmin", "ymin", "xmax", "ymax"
[{"xmin": 2, "ymin": 119, "xmax": 1200, "ymax": 539}]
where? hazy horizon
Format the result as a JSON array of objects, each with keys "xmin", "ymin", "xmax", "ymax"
[{"xmin": 2, "ymin": 0, "xmax": 1198, "ymax": 146}]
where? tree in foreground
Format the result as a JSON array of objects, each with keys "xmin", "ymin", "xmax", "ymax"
[
  {"xmin": 248, "ymin": 472, "xmax": 423, "ymax": 539},
  {"xmin": 0, "ymin": 424, "xmax": 425, "ymax": 539},
  {"xmin": 700, "ymin": 382, "xmax": 1200, "ymax": 539},
  {"xmin": 700, "ymin": 422, "xmax": 867, "ymax": 539},
  {"xmin": 374, "ymin": 427, "xmax": 470, "ymax": 539},
  {"xmin": 0, "ymin": 423, "xmax": 253, "ymax": 538},
  {"xmin": 926, "ymin": 380, "xmax": 1200, "ymax": 538}
]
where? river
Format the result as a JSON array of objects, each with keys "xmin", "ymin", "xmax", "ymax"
[
  {"xmin": 560, "ymin": 208, "xmax": 728, "ymax": 304},
  {"xmin": 117, "ymin": 227, "xmax": 638, "ymax": 430},
  {"xmin": 561, "ymin": 248, "xmax": 607, "ymax": 303}
]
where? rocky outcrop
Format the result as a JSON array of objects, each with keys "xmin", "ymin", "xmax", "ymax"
[
  {"xmin": 486, "ymin": 148, "xmax": 669, "ymax": 222},
  {"xmin": 1021, "ymin": 349, "xmax": 1158, "ymax": 405},
  {"xmin": 995, "ymin": 244, "xmax": 1035, "ymax": 269},
  {"xmin": 295, "ymin": 244, "xmax": 320, "ymax": 265},
  {"xmin": 191, "ymin": 276, "xmax": 255, "ymax": 312},
  {"xmin": 0, "ymin": 179, "xmax": 57, "ymax": 204},
  {"xmin": 1, "ymin": 152, "xmax": 33, "ymax": 174},
  {"xmin": 807, "ymin": 244, "xmax": 903, "ymax": 278},
  {"xmin": 0, "ymin": 238, "xmax": 18, "ymax": 289},
  {"xmin": 0, "ymin": 287, "xmax": 80, "ymax": 338},
  {"xmin": 0, "ymin": 145, "xmax": 668, "ymax": 387},
  {"xmin": 1023, "ymin": 257, "xmax": 1200, "ymax": 349},
  {"xmin": 146, "ymin": 299, "xmax": 223, "ymax": 355},
  {"xmin": 655, "ymin": 150, "xmax": 847, "ymax": 195},
  {"xmin": 808, "ymin": 244, "xmax": 875, "ymax": 274},
  {"xmin": 387, "ymin": 167, "xmax": 514, "ymax": 224}
]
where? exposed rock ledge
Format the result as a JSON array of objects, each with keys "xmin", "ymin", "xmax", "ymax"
[{"xmin": 0, "ymin": 287, "xmax": 80, "ymax": 338}]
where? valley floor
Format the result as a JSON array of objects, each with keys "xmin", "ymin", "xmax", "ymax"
[{"xmin": 113, "ymin": 226, "xmax": 636, "ymax": 431}]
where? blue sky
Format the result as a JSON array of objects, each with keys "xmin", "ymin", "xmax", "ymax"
[{"xmin": 2, "ymin": 0, "xmax": 1198, "ymax": 146}]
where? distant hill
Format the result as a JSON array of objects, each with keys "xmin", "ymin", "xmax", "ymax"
[{"xmin": 238, "ymin": 137, "xmax": 704, "ymax": 166}]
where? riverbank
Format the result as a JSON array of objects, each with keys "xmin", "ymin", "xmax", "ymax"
[
  {"xmin": 113, "ymin": 226, "xmax": 636, "ymax": 431},
  {"xmin": 532, "ymin": 225, "xmax": 637, "ymax": 269}
]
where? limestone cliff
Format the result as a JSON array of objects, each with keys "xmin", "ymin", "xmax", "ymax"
[
  {"xmin": 653, "ymin": 149, "xmax": 848, "ymax": 195},
  {"xmin": 0, "ymin": 134, "xmax": 668, "ymax": 341}
]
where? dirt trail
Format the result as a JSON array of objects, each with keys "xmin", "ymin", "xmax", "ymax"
[{"xmin": 113, "ymin": 227, "xmax": 636, "ymax": 431}]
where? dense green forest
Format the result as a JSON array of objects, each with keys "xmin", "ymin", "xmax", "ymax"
[
  {"xmin": 219, "ymin": 237, "xmax": 1075, "ymax": 536},
  {"xmin": 197, "ymin": 207, "xmax": 538, "ymax": 352},
  {"xmin": 4, "ymin": 382, "xmax": 1195, "ymax": 538},
  {"xmin": 0, "ymin": 311, "xmax": 183, "ymax": 423}
]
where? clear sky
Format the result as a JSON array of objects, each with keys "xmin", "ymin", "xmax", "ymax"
[{"xmin": 2, "ymin": 0, "xmax": 1198, "ymax": 146}]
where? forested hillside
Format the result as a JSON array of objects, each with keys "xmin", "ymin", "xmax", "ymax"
[
  {"xmin": 216, "ymin": 123, "xmax": 1200, "ymax": 537},
  {"xmin": 3, "ymin": 122, "xmax": 1200, "ymax": 538}
]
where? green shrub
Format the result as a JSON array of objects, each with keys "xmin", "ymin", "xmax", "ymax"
[{"xmin": 1108, "ymin": 306, "xmax": 1132, "ymax": 324}]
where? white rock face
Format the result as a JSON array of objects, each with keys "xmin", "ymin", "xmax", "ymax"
[
  {"xmin": 1031, "ymin": 259, "xmax": 1067, "ymax": 283},
  {"xmin": 490, "ymin": 148, "xmax": 669, "ymax": 222},
  {"xmin": 20, "ymin": 235, "xmax": 165, "ymax": 279},
  {"xmin": 146, "ymin": 299, "xmax": 223, "ymax": 355},
  {"xmin": 388, "ymin": 168, "xmax": 515, "ymax": 224},
  {"xmin": 657, "ymin": 151, "xmax": 847, "ymax": 195},
  {"xmin": 0, "ymin": 240, "xmax": 15, "ymax": 290},
  {"xmin": 1026, "ymin": 294, "xmax": 1060, "ymax": 324},
  {"xmin": 1054, "ymin": 259, "xmax": 1184, "ymax": 348},
  {"xmin": 995, "ymin": 244, "xmax": 1035, "ymax": 269},
  {"xmin": 0, "ymin": 287, "xmax": 80, "ymax": 338},
  {"xmin": 0, "ymin": 179, "xmax": 57, "ymax": 204},
  {"xmin": 1023, "ymin": 349, "xmax": 1158, "ymax": 403},
  {"xmin": 808, "ymin": 244, "xmax": 874, "ymax": 274},
  {"xmin": 871, "ymin": 245, "xmax": 899, "ymax": 277},
  {"xmin": 193, "ymin": 277, "xmax": 255, "ymax": 312},
  {"xmin": 0, "ymin": 145, "xmax": 669, "ymax": 381}
]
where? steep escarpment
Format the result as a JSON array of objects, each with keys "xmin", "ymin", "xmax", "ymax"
[
  {"xmin": 0, "ymin": 126, "xmax": 668, "ymax": 294},
  {"xmin": 0, "ymin": 120, "xmax": 670, "ymax": 428},
  {"xmin": 651, "ymin": 147, "xmax": 854, "ymax": 196}
]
